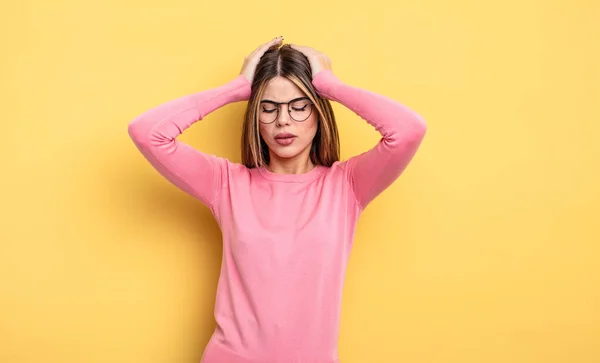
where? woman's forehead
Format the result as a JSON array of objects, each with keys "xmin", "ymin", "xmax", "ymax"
[{"xmin": 262, "ymin": 76, "xmax": 305, "ymax": 102}]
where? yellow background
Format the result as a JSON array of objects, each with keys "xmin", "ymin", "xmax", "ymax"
[{"xmin": 1, "ymin": 0, "xmax": 599, "ymax": 362}]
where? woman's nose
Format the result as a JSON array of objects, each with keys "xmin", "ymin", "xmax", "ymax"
[{"xmin": 276, "ymin": 105, "xmax": 292, "ymax": 125}]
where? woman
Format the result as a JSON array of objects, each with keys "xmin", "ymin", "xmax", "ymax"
[{"xmin": 128, "ymin": 36, "xmax": 427, "ymax": 363}]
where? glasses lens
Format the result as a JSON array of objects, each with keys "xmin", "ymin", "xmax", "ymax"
[
  {"xmin": 259, "ymin": 102, "xmax": 278, "ymax": 123},
  {"xmin": 290, "ymin": 99, "xmax": 312, "ymax": 121},
  {"xmin": 258, "ymin": 99, "xmax": 313, "ymax": 123}
]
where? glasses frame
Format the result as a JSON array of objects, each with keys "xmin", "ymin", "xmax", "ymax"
[{"xmin": 258, "ymin": 96, "xmax": 314, "ymax": 124}]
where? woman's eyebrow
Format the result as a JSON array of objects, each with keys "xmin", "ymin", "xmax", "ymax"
[{"xmin": 260, "ymin": 96, "xmax": 309, "ymax": 103}]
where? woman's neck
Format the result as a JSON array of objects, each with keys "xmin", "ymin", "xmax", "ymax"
[{"xmin": 266, "ymin": 156, "xmax": 315, "ymax": 175}]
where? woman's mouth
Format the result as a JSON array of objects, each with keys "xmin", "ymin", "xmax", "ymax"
[{"xmin": 274, "ymin": 133, "xmax": 297, "ymax": 146}]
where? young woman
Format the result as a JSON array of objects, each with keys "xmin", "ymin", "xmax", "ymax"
[{"xmin": 128, "ymin": 36, "xmax": 427, "ymax": 363}]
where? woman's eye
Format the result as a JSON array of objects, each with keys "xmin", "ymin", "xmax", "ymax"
[
  {"xmin": 292, "ymin": 106, "xmax": 307, "ymax": 111},
  {"xmin": 262, "ymin": 109, "xmax": 276, "ymax": 113}
]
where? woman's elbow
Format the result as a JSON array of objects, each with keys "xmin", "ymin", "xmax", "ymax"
[{"xmin": 127, "ymin": 117, "xmax": 151, "ymax": 147}]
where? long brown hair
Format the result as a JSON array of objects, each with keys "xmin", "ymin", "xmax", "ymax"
[{"xmin": 241, "ymin": 44, "xmax": 340, "ymax": 168}]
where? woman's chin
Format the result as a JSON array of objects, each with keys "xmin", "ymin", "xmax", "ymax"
[
  {"xmin": 272, "ymin": 148, "xmax": 302, "ymax": 159},
  {"xmin": 269, "ymin": 143, "xmax": 307, "ymax": 160}
]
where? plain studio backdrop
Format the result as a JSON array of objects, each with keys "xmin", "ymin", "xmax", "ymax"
[{"xmin": 1, "ymin": 1, "xmax": 598, "ymax": 362}]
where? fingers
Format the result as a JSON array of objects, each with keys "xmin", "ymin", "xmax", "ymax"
[
  {"xmin": 240, "ymin": 36, "xmax": 284, "ymax": 83},
  {"xmin": 253, "ymin": 36, "xmax": 283, "ymax": 56},
  {"xmin": 245, "ymin": 37, "xmax": 281, "ymax": 63},
  {"xmin": 261, "ymin": 36, "xmax": 283, "ymax": 51}
]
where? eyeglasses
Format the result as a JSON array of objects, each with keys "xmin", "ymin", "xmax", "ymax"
[{"xmin": 259, "ymin": 96, "xmax": 314, "ymax": 124}]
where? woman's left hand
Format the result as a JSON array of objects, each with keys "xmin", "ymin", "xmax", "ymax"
[{"xmin": 289, "ymin": 44, "xmax": 333, "ymax": 79}]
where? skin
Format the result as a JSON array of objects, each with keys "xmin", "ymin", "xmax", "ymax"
[{"xmin": 239, "ymin": 37, "xmax": 333, "ymax": 174}]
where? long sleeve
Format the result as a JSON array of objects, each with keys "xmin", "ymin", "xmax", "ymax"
[
  {"xmin": 127, "ymin": 74, "xmax": 251, "ymax": 214},
  {"xmin": 311, "ymin": 69, "xmax": 428, "ymax": 210}
]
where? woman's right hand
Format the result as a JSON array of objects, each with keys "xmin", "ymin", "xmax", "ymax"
[{"xmin": 239, "ymin": 36, "xmax": 283, "ymax": 84}]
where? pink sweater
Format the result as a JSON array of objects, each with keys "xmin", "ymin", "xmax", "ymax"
[{"xmin": 128, "ymin": 69, "xmax": 427, "ymax": 363}]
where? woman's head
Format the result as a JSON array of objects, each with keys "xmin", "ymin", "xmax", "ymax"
[{"xmin": 241, "ymin": 44, "xmax": 339, "ymax": 168}]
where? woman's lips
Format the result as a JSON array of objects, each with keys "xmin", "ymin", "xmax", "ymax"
[
  {"xmin": 274, "ymin": 135, "xmax": 296, "ymax": 146},
  {"xmin": 274, "ymin": 133, "xmax": 297, "ymax": 146}
]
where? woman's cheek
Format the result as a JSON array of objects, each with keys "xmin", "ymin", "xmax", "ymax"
[{"xmin": 259, "ymin": 124, "xmax": 272, "ymax": 144}]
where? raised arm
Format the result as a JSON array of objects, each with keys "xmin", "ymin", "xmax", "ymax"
[
  {"xmin": 127, "ymin": 74, "xmax": 251, "ymax": 213},
  {"xmin": 312, "ymin": 69, "xmax": 428, "ymax": 210},
  {"xmin": 128, "ymin": 37, "xmax": 284, "ymax": 214}
]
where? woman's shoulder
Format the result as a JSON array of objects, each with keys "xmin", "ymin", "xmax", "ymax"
[
  {"xmin": 216, "ymin": 157, "xmax": 251, "ymax": 173},
  {"xmin": 200, "ymin": 155, "xmax": 251, "ymax": 179},
  {"xmin": 327, "ymin": 159, "xmax": 351, "ymax": 174},
  {"xmin": 318, "ymin": 160, "xmax": 353, "ymax": 183}
]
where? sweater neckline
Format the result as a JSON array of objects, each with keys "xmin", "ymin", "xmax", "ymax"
[{"xmin": 257, "ymin": 164, "xmax": 326, "ymax": 183}]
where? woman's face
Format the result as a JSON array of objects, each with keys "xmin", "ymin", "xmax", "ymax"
[{"xmin": 258, "ymin": 76, "xmax": 318, "ymax": 162}]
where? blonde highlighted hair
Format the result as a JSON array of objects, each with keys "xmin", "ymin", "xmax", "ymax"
[{"xmin": 241, "ymin": 44, "xmax": 339, "ymax": 168}]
